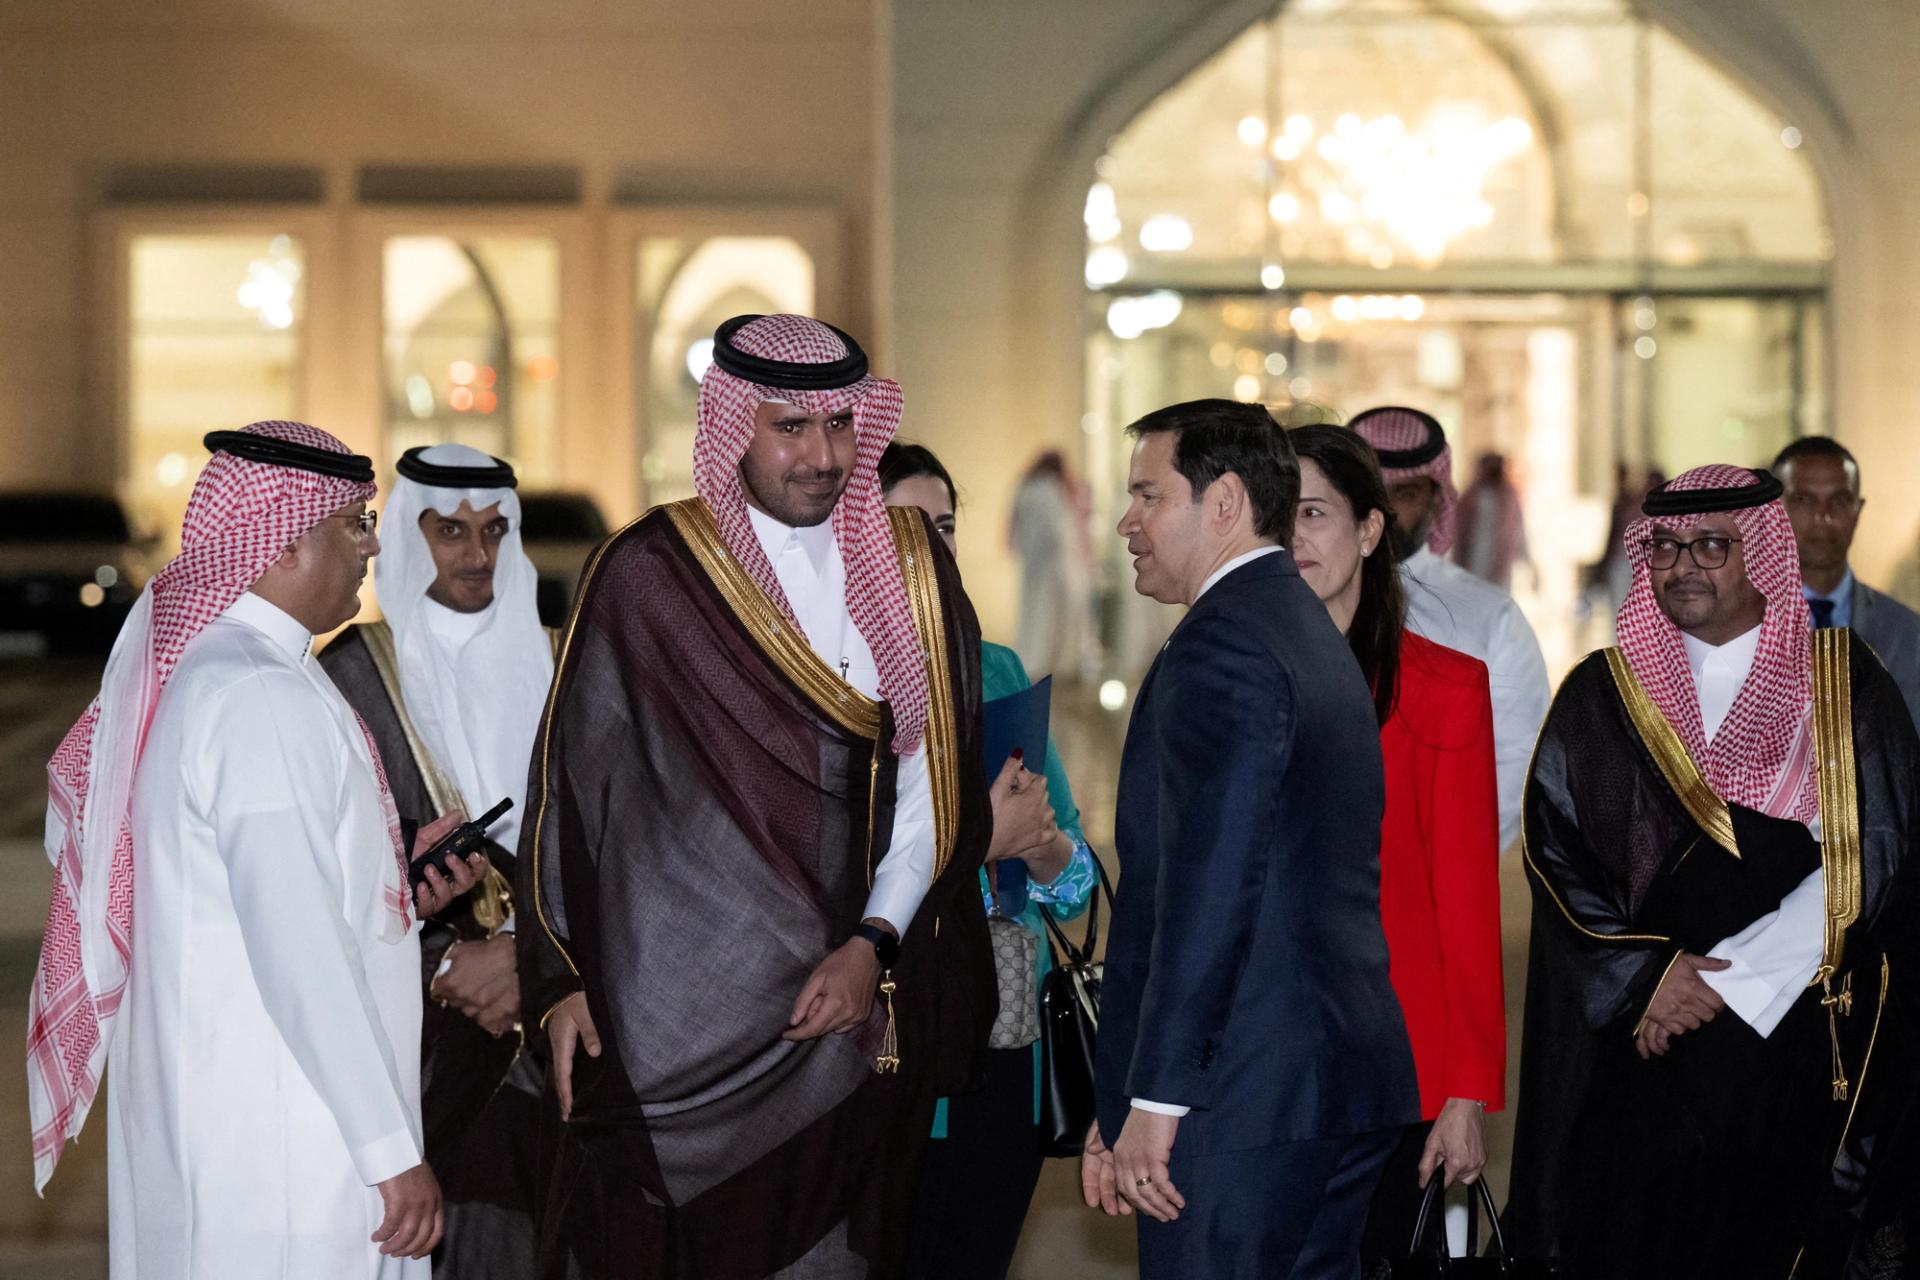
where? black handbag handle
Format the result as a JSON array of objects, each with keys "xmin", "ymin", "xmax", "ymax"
[
  {"xmin": 1406, "ymin": 1175, "xmax": 1512, "ymax": 1270},
  {"xmin": 1037, "ymin": 844, "xmax": 1113, "ymax": 965}
]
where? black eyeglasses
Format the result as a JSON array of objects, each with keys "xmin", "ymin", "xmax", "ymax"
[{"xmin": 1643, "ymin": 534, "xmax": 1740, "ymax": 570}]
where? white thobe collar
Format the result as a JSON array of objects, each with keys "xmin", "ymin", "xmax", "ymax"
[
  {"xmin": 1194, "ymin": 544, "xmax": 1283, "ymax": 604},
  {"xmin": 1680, "ymin": 622, "xmax": 1761, "ymax": 743},
  {"xmin": 1403, "ymin": 545, "xmax": 1445, "ymax": 580},
  {"xmin": 228, "ymin": 591, "xmax": 314, "ymax": 664},
  {"xmin": 746, "ymin": 503, "xmax": 837, "ymax": 579}
]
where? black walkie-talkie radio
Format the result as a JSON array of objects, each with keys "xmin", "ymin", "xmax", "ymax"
[{"xmin": 408, "ymin": 796, "xmax": 513, "ymax": 892}]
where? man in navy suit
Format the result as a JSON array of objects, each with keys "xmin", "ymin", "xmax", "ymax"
[{"xmin": 1082, "ymin": 400, "xmax": 1419, "ymax": 1278}]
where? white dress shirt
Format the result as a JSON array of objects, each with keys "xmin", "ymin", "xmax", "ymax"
[
  {"xmin": 1680, "ymin": 624, "xmax": 1825, "ymax": 1037},
  {"xmin": 1400, "ymin": 547, "xmax": 1551, "ymax": 849},
  {"xmin": 746, "ymin": 505, "xmax": 935, "ymax": 938},
  {"xmin": 110, "ymin": 591, "xmax": 424, "ymax": 1279},
  {"xmin": 1132, "ymin": 543, "xmax": 1284, "ymax": 1120}
]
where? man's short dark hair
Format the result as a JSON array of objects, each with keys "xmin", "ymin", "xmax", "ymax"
[
  {"xmin": 1771, "ymin": 435, "xmax": 1860, "ymax": 490},
  {"xmin": 1125, "ymin": 398, "xmax": 1299, "ymax": 542}
]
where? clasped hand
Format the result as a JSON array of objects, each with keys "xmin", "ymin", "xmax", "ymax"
[
  {"xmin": 1081, "ymin": 1113, "xmax": 1187, "ymax": 1223},
  {"xmin": 430, "ymin": 934, "xmax": 520, "ymax": 1036},
  {"xmin": 1636, "ymin": 951, "xmax": 1731, "ymax": 1059}
]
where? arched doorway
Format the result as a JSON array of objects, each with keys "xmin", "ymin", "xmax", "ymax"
[{"xmin": 1083, "ymin": 0, "xmax": 1830, "ymax": 675}]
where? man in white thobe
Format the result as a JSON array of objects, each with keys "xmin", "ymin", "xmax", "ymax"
[
  {"xmin": 1351, "ymin": 406, "xmax": 1551, "ymax": 849},
  {"xmin": 27, "ymin": 421, "xmax": 485, "ymax": 1279}
]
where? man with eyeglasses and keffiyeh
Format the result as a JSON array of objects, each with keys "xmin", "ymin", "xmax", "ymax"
[
  {"xmin": 26, "ymin": 422, "xmax": 491, "ymax": 1279},
  {"xmin": 1504, "ymin": 464, "xmax": 1920, "ymax": 1278},
  {"xmin": 516, "ymin": 315, "xmax": 994, "ymax": 1279}
]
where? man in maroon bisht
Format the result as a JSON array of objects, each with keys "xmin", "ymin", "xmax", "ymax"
[{"xmin": 517, "ymin": 314, "xmax": 993, "ymax": 1279}]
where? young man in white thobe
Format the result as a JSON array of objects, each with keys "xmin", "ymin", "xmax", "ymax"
[
  {"xmin": 26, "ymin": 421, "xmax": 487, "ymax": 1280},
  {"xmin": 320, "ymin": 443, "xmax": 555, "ymax": 1277}
]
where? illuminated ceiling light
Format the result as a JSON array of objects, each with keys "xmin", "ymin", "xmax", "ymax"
[
  {"xmin": 1232, "ymin": 373, "xmax": 1263, "ymax": 402},
  {"xmin": 1106, "ymin": 291, "xmax": 1184, "ymax": 340},
  {"xmin": 1260, "ymin": 264, "xmax": 1287, "ymax": 290},
  {"xmin": 1268, "ymin": 192, "xmax": 1301, "ymax": 223},
  {"xmin": 1085, "ymin": 246, "xmax": 1130, "ymax": 288},
  {"xmin": 476, "ymin": 365, "xmax": 499, "ymax": 389},
  {"xmin": 1098, "ymin": 679, "xmax": 1128, "ymax": 712},
  {"xmin": 685, "ymin": 337, "xmax": 715, "ymax": 382},
  {"xmin": 1634, "ymin": 336, "xmax": 1658, "ymax": 359},
  {"xmin": 1237, "ymin": 115, "xmax": 1268, "ymax": 147},
  {"xmin": 1289, "ymin": 376, "xmax": 1313, "ymax": 399},
  {"xmin": 1139, "ymin": 214, "xmax": 1194, "ymax": 253},
  {"xmin": 449, "ymin": 360, "xmax": 476, "ymax": 386},
  {"xmin": 1270, "ymin": 136, "xmax": 1302, "ymax": 162},
  {"xmin": 236, "ymin": 250, "xmax": 299, "ymax": 331},
  {"xmin": 1284, "ymin": 114, "xmax": 1314, "ymax": 141},
  {"xmin": 94, "ymin": 565, "xmax": 118, "ymax": 588},
  {"xmin": 155, "ymin": 452, "xmax": 189, "ymax": 487},
  {"xmin": 1288, "ymin": 306, "xmax": 1315, "ymax": 331},
  {"xmin": 1084, "ymin": 182, "xmax": 1119, "ymax": 235},
  {"xmin": 1780, "ymin": 125, "xmax": 1803, "ymax": 149},
  {"xmin": 78, "ymin": 583, "xmax": 106, "ymax": 608},
  {"xmin": 1331, "ymin": 295, "xmax": 1359, "ymax": 323},
  {"xmin": 405, "ymin": 373, "xmax": 435, "ymax": 419},
  {"xmin": 449, "ymin": 386, "xmax": 475, "ymax": 412},
  {"xmin": 1264, "ymin": 352, "xmax": 1289, "ymax": 376},
  {"xmin": 1398, "ymin": 295, "xmax": 1426, "ymax": 321}
]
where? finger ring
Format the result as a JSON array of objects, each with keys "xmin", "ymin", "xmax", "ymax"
[{"xmin": 1135, "ymin": 1177, "xmax": 1151, "ymax": 1187}]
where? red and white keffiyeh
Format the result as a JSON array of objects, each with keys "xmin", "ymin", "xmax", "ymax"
[
  {"xmin": 1350, "ymin": 406, "xmax": 1458, "ymax": 555},
  {"xmin": 691, "ymin": 314, "xmax": 926, "ymax": 754},
  {"xmin": 1616, "ymin": 463, "xmax": 1818, "ymax": 825},
  {"xmin": 26, "ymin": 420, "xmax": 398, "ymax": 1193}
]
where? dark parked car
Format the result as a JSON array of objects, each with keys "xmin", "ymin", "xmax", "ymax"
[
  {"xmin": 0, "ymin": 492, "xmax": 154, "ymax": 655},
  {"xmin": 517, "ymin": 491, "xmax": 611, "ymax": 628}
]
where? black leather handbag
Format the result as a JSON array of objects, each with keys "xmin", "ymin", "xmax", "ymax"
[
  {"xmin": 1376, "ymin": 1176, "xmax": 1557, "ymax": 1279},
  {"xmin": 1035, "ymin": 850, "xmax": 1114, "ymax": 1157}
]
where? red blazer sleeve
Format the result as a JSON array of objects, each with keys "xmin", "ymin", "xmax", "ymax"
[{"xmin": 1426, "ymin": 658, "xmax": 1507, "ymax": 1110}]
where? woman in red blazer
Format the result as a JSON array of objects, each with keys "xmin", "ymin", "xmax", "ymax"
[{"xmin": 1287, "ymin": 425, "xmax": 1506, "ymax": 1257}]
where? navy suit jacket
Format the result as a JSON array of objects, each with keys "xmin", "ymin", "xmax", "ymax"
[{"xmin": 1095, "ymin": 549, "xmax": 1419, "ymax": 1155}]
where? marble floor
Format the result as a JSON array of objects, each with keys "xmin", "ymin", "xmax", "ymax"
[{"xmin": 0, "ymin": 664, "xmax": 1536, "ymax": 1278}]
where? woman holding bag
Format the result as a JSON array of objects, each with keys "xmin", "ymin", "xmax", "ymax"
[
  {"xmin": 1285, "ymin": 425, "xmax": 1507, "ymax": 1264},
  {"xmin": 881, "ymin": 442, "xmax": 1101, "ymax": 1279}
]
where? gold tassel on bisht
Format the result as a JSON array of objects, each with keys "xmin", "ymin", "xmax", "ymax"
[{"xmin": 874, "ymin": 973, "xmax": 901, "ymax": 1074}]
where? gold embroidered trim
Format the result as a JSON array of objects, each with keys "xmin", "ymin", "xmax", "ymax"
[
  {"xmin": 360, "ymin": 620, "xmax": 511, "ymax": 932},
  {"xmin": 1517, "ymin": 682, "xmax": 1672, "ymax": 946},
  {"xmin": 889, "ymin": 506, "xmax": 960, "ymax": 881},
  {"xmin": 1811, "ymin": 627, "xmax": 1861, "ymax": 981},
  {"xmin": 664, "ymin": 498, "xmax": 884, "ymax": 739},
  {"xmin": 1604, "ymin": 648, "xmax": 1739, "ymax": 858}
]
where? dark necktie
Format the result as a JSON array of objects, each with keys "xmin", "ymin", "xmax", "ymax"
[{"xmin": 1808, "ymin": 597, "xmax": 1836, "ymax": 630}]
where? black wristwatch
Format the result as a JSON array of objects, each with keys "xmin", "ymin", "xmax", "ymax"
[{"xmin": 851, "ymin": 921, "xmax": 901, "ymax": 968}]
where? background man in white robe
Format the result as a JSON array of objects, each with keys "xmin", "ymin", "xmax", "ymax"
[
  {"xmin": 26, "ymin": 420, "xmax": 485, "ymax": 1279},
  {"xmin": 1350, "ymin": 406, "xmax": 1551, "ymax": 848}
]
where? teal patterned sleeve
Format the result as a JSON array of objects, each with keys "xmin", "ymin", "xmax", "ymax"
[{"xmin": 1028, "ymin": 835, "xmax": 1096, "ymax": 921}]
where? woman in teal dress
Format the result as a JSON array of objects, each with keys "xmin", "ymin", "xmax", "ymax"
[{"xmin": 883, "ymin": 443, "xmax": 1101, "ymax": 1279}]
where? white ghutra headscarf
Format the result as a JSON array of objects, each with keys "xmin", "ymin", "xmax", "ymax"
[{"xmin": 375, "ymin": 444, "xmax": 553, "ymax": 856}]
